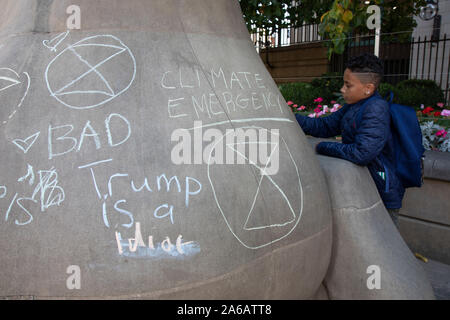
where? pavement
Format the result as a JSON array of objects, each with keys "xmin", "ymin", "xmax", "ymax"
[{"xmin": 419, "ymin": 259, "xmax": 450, "ymax": 300}]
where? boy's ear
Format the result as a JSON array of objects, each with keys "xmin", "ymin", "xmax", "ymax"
[{"xmin": 365, "ymin": 82, "xmax": 376, "ymax": 95}]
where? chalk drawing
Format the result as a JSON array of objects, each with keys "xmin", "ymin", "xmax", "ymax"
[
  {"xmin": 207, "ymin": 126, "xmax": 304, "ymax": 250},
  {"xmin": 78, "ymin": 158, "xmax": 113, "ymax": 199},
  {"xmin": 12, "ymin": 131, "xmax": 40, "ymax": 154},
  {"xmin": 105, "ymin": 113, "xmax": 131, "ymax": 147},
  {"xmin": 118, "ymin": 241, "xmax": 201, "ymax": 259},
  {"xmin": 47, "ymin": 112, "xmax": 131, "ymax": 160},
  {"xmin": 4, "ymin": 192, "xmax": 18, "ymax": 223},
  {"xmin": 222, "ymin": 138, "xmax": 296, "ymax": 229},
  {"xmin": 1, "ymin": 165, "xmax": 65, "ymax": 226},
  {"xmin": 45, "ymin": 34, "xmax": 136, "ymax": 110},
  {"xmin": 0, "ymin": 186, "xmax": 6, "ymax": 198},
  {"xmin": 42, "ymin": 31, "xmax": 70, "ymax": 52},
  {"xmin": 161, "ymin": 71, "xmax": 176, "ymax": 90},
  {"xmin": 0, "ymin": 68, "xmax": 21, "ymax": 92},
  {"xmin": 31, "ymin": 167, "xmax": 65, "ymax": 212},
  {"xmin": 77, "ymin": 158, "xmax": 202, "ymax": 229},
  {"xmin": 184, "ymin": 117, "xmax": 294, "ymax": 131},
  {"xmin": 115, "ymin": 223, "xmax": 200, "ymax": 259},
  {"xmin": 18, "ymin": 164, "xmax": 35, "ymax": 185},
  {"xmin": 0, "ymin": 68, "xmax": 31, "ymax": 125}
]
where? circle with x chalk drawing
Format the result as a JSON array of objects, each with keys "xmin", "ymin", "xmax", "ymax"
[{"xmin": 45, "ymin": 34, "xmax": 136, "ymax": 110}]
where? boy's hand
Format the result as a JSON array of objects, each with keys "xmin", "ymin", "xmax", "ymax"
[
  {"xmin": 316, "ymin": 141, "xmax": 332, "ymax": 155},
  {"xmin": 308, "ymin": 137, "xmax": 327, "ymax": 151}
]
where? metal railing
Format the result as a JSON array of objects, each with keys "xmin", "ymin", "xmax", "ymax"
[
  {"xmin": 252, "ymin": 26, "xmax": 450, "ymax": 104},
  {"xmin": 409, "ymin": 34, "xmax": 449, "ymax": 104},
  {"xmin": 330, "ymin": 33, "xmax": 450, "ymax": 104},
  {"xmin": 251, "ymin": 23, "xmax": 321, "ymax": 51}
]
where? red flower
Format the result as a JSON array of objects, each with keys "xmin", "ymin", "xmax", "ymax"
[
  {"xmin": 314, "ymin": 97, "xmax": 323, "ymax": 103},
  {"xmin": 434, "ymin": 111, "xmax": 441, "ymax": 117},
  {"xmin": 422, "ymin": 107, "xmax": 434, "ymax": 115}
]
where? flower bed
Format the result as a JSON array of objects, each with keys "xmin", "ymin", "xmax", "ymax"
[
  {"xmin": 288, "ymin": 97, "xmax": 450, "ymax": 152},
  {"xmin": 287, "ymin": 96, "xmax": 344, "ymax": 118}
]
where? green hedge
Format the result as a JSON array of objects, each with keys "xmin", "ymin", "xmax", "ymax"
[
  {"xmin": 394, "ymin": 79, "xmax": 445, "ymax": 109},
  {"xmin": 377, "ymin": 82, "xmax": 396, "ymax": 99},
  {"xmin": 309, "ymin": 72, "xmax": 343, "ymax": 102},
  {"xmin": 279, "ymin": 76, "xmax": 446, "ymax": 109},
  {"xmin": 278, "ymin": 72, "xmax": 343, "ymax": 108},
  {"xmin": 278, "ymin": 82, "xmax": 320, "ymax": 107}
]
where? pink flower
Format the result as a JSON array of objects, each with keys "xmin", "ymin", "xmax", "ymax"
[
  {"xmin": 308, "ymin": 113, "xmax": 316, "ymax": 118},
  {"xmin": 299, "ymin": 105, "xmax": 306, "ymax": 110},
  {"xmin": 313, "ymin": 107, "xmax": 321, "ymax": 113},
  {"xmin": 293, "ymin": 104, "xmax": 298, "ymax": 108},
  {"xmin": 420, "ymin": 104, "xmax": 424, "ymax": 110},
  {"xmin": 330, "ymin": 100, "xmax": 336, "ymax": 104},
  {"xmin": 330, "ymin": 104, "xmax": 342, "ymax": 113},
  {"xmin": 287, "ymin": 101, "xmax": 294, "ymax": 106},
  {"xmin": 436, "ymin": 130, "xmax": 447, "ymax": 138},
  {"xmin": 437, "ymin": 102, "xmax": 444, "ymax": 108},
  {"xmin": 441, "ymin": 109, "xmax": 450, "ymax": 117},
  {"xmin": 314, "ymin": 97, "xmax": 323, "ymax": 103},
  {"xmin": 316, "ymin": 111, "xmax": 325, "ymax": 117},
  {"xmin": 323, "ymin": 105, "xmax": 329, "ymax": 113}
]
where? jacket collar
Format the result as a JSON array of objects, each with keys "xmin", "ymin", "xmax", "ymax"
[
  {"xmin": 346, "ymin": 91, "xmax": 381, "ymax": 108},
  {"xmin": 358, "ymin": 90, "xmax": 381, "ymax": 105}
]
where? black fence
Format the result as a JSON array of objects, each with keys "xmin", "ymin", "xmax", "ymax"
[
  {"xmin": 409, "ymin": 34, "xmax": 449, "ymax": 105},
  {"xmin": 330, "ymin": 33, "xmax": 450, "ymax": 104},
  {"xmin": 252, "ymin": 26, "xmax": 450, "ymax": 104},
  {"xmin": 251, "ymin": 24, "xmax": 322, "ymax": 49}
]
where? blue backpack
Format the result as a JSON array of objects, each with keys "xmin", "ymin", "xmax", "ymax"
[{"xmin": 357, "ymin": 92, "xmax": 425, "ymax": 188}]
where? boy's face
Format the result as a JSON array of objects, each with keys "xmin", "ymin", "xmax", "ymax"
[{"xmin": 340, "ymin": 68, "xmax": 376, "ymax": 104}]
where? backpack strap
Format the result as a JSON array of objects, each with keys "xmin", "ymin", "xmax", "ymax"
[{"xmin": 385, "ymin": 91, "xmax": 394, "ymax": 104}]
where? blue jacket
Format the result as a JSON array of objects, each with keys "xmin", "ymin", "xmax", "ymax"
[{"xmin": 295, "ymin": 92, "xmax": 404, "ymax": 209}]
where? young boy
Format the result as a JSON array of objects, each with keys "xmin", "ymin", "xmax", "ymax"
[{"xmin": 295, "ymin": 53, "xmax": 403, "ymax": 227}]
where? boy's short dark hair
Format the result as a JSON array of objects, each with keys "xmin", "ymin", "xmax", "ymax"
[{"xmin": 346, "ymin": 53, "xmax": 384, "ymax": 88}]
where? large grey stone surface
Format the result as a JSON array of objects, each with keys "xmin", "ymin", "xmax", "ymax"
[
  {"xmin": 399, "ymin": 216, "xmax": 450, "ymax": 265},
  {"xmin": 402, "ymin": 179, "xmax": 450, "ymax": 226},
  {"xmin": 400, "ymin": 156, "xmax": 450, "ymax": 264},
  {"xmin": 423, "ymin": 150, "xmax": 450, "ymax": 182},
  {"xmin": 0, "ymin": 0, "xmax": 332, "ymax": 298},
  {"xmin": 421, "ymin": 259, "xmax": 450, "ymax": 300},
  {"xmin": 316, "ymin": 153, "xmax": 435, "ymax": 299}
]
